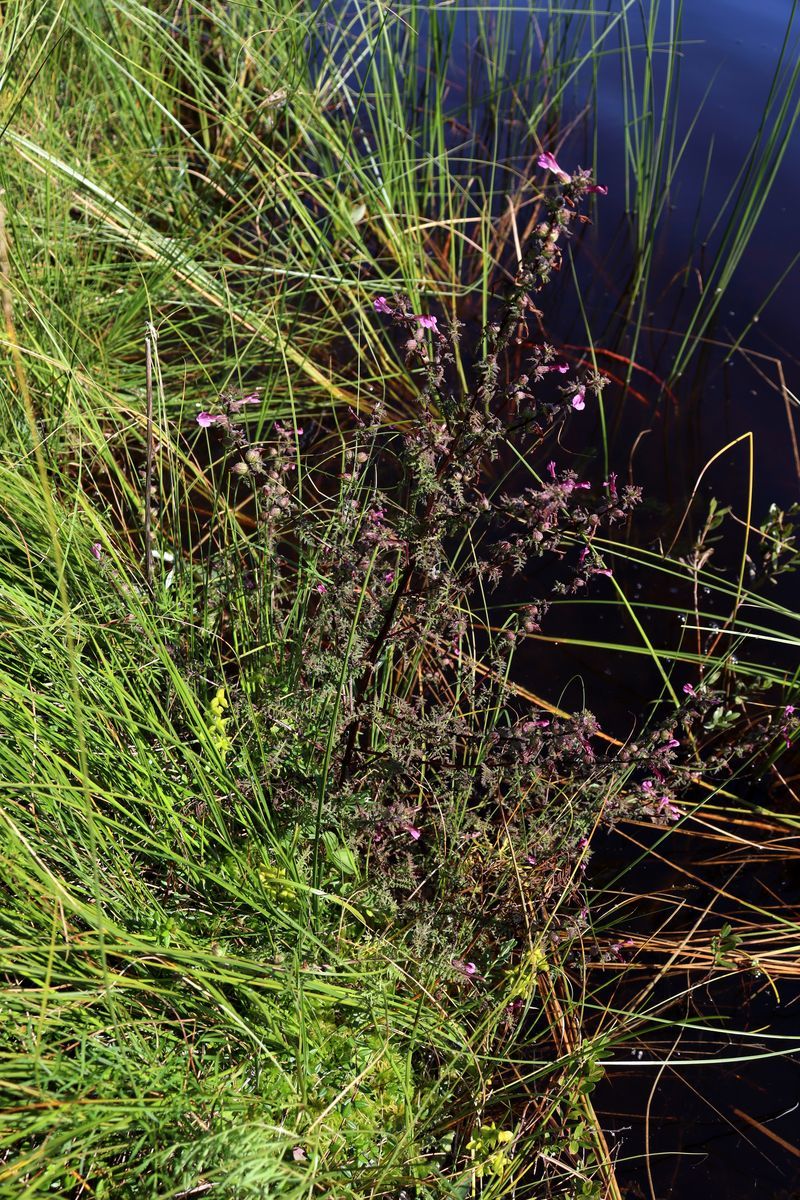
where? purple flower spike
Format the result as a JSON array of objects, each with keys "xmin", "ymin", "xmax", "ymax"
[
  {"xmin": 586, "ymin": 184, "xmax": 609, "ymax": 196},
  {"xmin": 196, "ymin": 411, "xmax": 216, "ymax": 428},
  {"xmin": 537, "ymin": 152, "xmax": 572, "ymax": 182},
  {"xmin": 90, "ymin": 542, "xmax": 103, "ymax": 561},
  {"xmin": 415, "ymin": 313, "xmax": 438, "ymax": 331},
  {"xmin": 373, "ymin": 296, "xmax": 392, "ymax": 314},
  {"xmin": 571, "ymin": 385, "xmax": 586, "ymax": 411}
]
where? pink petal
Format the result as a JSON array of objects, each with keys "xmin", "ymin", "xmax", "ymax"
[
  {"xmin": 196, "ymin": 411, "xmax": 216, "ymax": 428},
  {"xmin": 452, "ymin": 958, "xmax": 478, "ymax": 977},
  {"xmin": 405, "ymin": 826, "xmax": 421, "ymax": 841},
  {"xmin": 415, "ymin": 314, "xmax": 438, "ymax": 331},
  {"xmin": 571, "ymin": 386, "xmax": 586, "ymax": 411},
  {"xmin": 90, "ymin": 542, "xmax": 103, "ymax": 561},
  {"xmin": 586, "ymin": 184, "xmax": 608, "ymax": 196},
  {"xmin": 537, "ymin": 152, "xmax": 571, "ymax": 182},
  {"xmin": 373, "ymin": 296, "xmax": 392, "ymax": 314}
]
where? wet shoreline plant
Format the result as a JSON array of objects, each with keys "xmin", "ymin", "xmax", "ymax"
[{"xmin": 2, "ymin": 3, "xmax": 800, "ymax": 1198}]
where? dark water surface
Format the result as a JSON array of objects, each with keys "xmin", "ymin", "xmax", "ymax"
[
  {"xmin": 544, "ymin": 6, "xmax": 800, "ymax": 1196},
  {"xmin": 458, "ymin": 4, "xmax": 800, "ymax": 1196}
]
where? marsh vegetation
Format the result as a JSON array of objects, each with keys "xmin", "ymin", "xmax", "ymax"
[{"xmin": 1, "ymin": 3, "xmax": 799, "ymax": 1197}]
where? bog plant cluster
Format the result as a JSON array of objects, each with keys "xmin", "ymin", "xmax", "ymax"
[
  {"xmin": 2, "ymin": 5, "xmax": 800, "ymax": 1200},
  {"xmin": 1, "ymin": 144, "xmax": 796, "ymax": 1199}
]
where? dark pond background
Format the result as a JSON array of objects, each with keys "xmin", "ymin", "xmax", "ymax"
[
  {"xmin": 441, "ymin": 3, "xmax": 800, "ymax": 1196},
  {"xmin": 552, "ymin": 5, "xmax": 800, "ymax": 1195}
]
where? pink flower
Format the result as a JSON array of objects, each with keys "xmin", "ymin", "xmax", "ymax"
[
  {"xmin": 90, "ymin": 542, "xmax": 103, "ymax": 561},
  {"xmin": 452, "ymin": 958, "xmax": 479, "ymax": 977},
  {"xmin": 415, "ymin": 313, "xmax": 438, "ymax": 331},
  {"xmin": 196, "ymin": 411, "xmax": 216, "ymax": 428},
  {"xmin": 405, "ymin": 826, "xmax": 421, "ymax": 841},
  {"xmin": 562, "ymin": 477, "xmax": 590, "ymax": 495},
  {"xmin": 229, "ymin": 392, "xmax": 262, "ymax": 412},
  {"xmin": 657, "ymin": 797, "xmax": 682, "ymax": 822},
  {"xmin": 315, "ymin": 583, "xmax": 327, "ymax": 594},
  {"xmin": 537, "ymin": 152, "xmax": 571, "ymax": 182},
  {"xmin": 682, "ymin": 682, "xmax": 696, "ymax": 696},
  {"xmin": 571, "ymin": 385, "xmax": 586, "ymax": 411},
  {"xmin": 547, "ymin": 361, "xmax": 570, "ymax": 374},
  {"xmin": 384, "ymin": 571, "xmax": 395, "ymax": 584},
  {"xmin": 586, "ymin": 184, "xmax": 608, "ymax": 196},
  {"xmin": 373, "ymin": 296, "xmax": 392, "ymax": 314},
  {"xmin": 292, "ymin": 1146, "xmax": 306, "ymax": 1162},
  {"xmin": 641, "ymin": 779, "xmax": 654, "ymax": 791}
]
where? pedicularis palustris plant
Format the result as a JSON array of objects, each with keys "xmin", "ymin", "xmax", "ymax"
[{"xmin": 192, "ymin": 159, "xmax": 796, "ymax": 959}]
